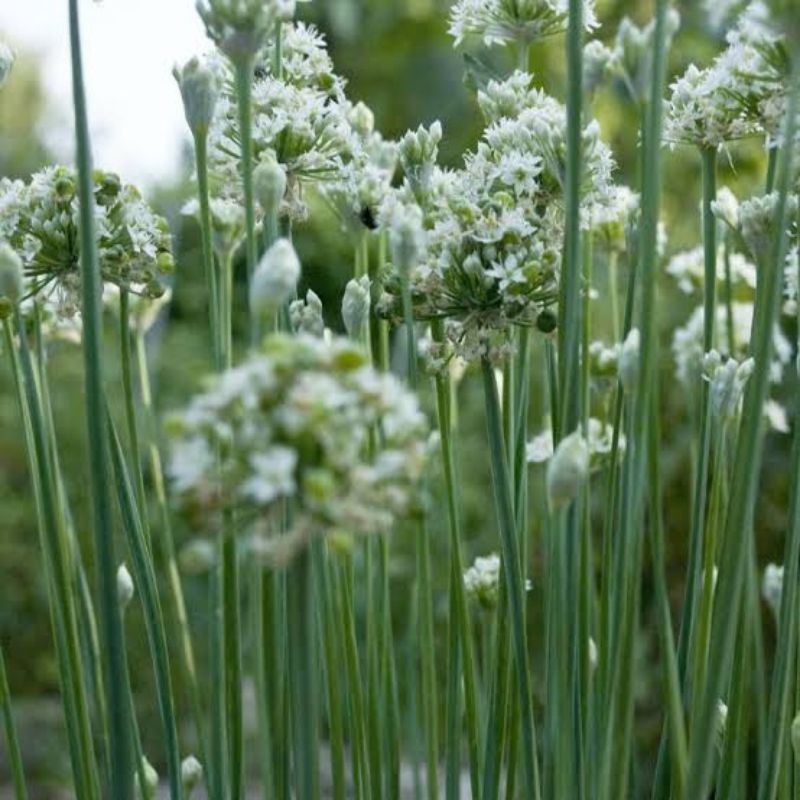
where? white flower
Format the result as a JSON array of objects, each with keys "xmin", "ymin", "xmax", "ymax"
[
  {"xmin": 289, "ymin": 289, "xmax": 325, "ymax": 337},
  {"xmin": 711, "ymin": 186, "xmax": 740, "ymax": 230},
  {"xmin": 618, "ymin": 328, "xmax": 640, "ymax": 394},
  {"xmin": 181, "ymin": 756, "xmax": 204, "ymax": 794},
  {"xmin": 0, "ymin": 241, "xmax": 23, "ymax": 306},
  {"xmin": 764, "ymin": 399, "xmax": 789, "ymax": 433},
  {"xmin": 464, "ymin": 553, "xmax": 502, "ymax": 609},
  {"xmin": 449, "ymin": 0, "xmax": 598, "ymax": 49},
  {"xmin": 703, "ymin": 350, "xmax": 755, "ymax": 420},
  {"xmin": 666, "ymin": 246, "xmax": 757, "ymax": 295},
  {"xmin": 526, "ymin": 428, "xmax": 554, "ymax": 463},
  {"xmin": 169, "ymin": 334, "xmax": 428, "ymax": 557}
]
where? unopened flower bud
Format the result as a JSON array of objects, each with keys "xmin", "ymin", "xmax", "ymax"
[
  {"xmin": 173, "ymin": 56, "xmax": 220, "ymax": 136},
  {"xmin": 618, "ymin": 328, "xmax": 640, "ymax": 394},
  {"xmin": 711, "ymin": 187, "xmax": 739, "ymax": 231},
  {"xmin": 388, "ymin": 205, "xmax": 425, "ymax": 273},
  {"xmin": 181, "ymin": 755, "xmax": 204, "ymax": 794},
  {"xmin": 762, "ymin": 562, "xmax": 783, "ymax": 619},
  {"xmin": 196, "ymin": 0, "xmax": 276, "ymax": 63},
  {"xmin": 704, "ymin": 352, "xmax": 754, "ymax": 421},
  {"xmin": 349, "ymin": 101, "xmax": 375, "ymax": 138},
  {"xmin": 0, "ymin": 243, "xmax": 23, "ymax": 317},
  {"xmin": 547, "ymin": 430, "xmax": 589, "ymax": 509},
  {"xmin": 342, "ymin": 276, "xmax": 371, "ymax": 338},
  {"xmin": 116, "ymin": 564, "xmax": 135, "ymax": 611},
  {"xmin": 135, "ymin": 756, "xmax": 159, "ymax": 800},
  {"xmin": 0, "ymin": 43, "xmax": 14, "ymax": 89},
  {"xmin": 253, "ymin": 158, "xmax": 287, "ymax": 216},
  {"xmin": 464, "ymin": 554, "xmax": 501, "ymax": 610},
  {"xmin": 740, "ymin": 193, "xmax": 798, "ymax": 262},
  {"xmin": 588, "ymin": 638, "xmax": 598, "ymax": 672},
  {"xmin": 399, "ymin": 121, "xmax": 442, "ymax": 199},
  {"xmin": 250, "ymin": 238, "xmax": 301, "ymax": 316},
  {"xmin": 289, "ymin": 289, "xmax": 324, "ymax": 337},
  {"xmin": 715, "ymin": 701, "xmax": 728, "ymax": 751}
]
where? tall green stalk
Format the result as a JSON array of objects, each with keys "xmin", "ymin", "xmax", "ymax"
[
  {"xmin": 480, "ymin": 359, "xmax": 541, "ymax": 800},
  {"xmin": 67, "ymin": 1, "xmax": 131, "ymax": 795},
  {"xmin": 0, "ymin": 644, "xmax": 28, "ymax": 800},
  {"xmin": 685, "ymin": 57, "xmax": 800, "ymax": 800}
]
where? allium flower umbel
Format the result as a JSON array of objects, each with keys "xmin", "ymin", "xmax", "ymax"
[
  {"xmin": 377, "ymin": 73, "xmax": 615, "ymax": 361},
  {"xmin": 168, "ymin": 334, "xmax": 429, "ymax": 561},
  {"xmin": 449, "ymin": 0, "xmax": 598, "ymax": 49},
  {"xmin": 196, "ymin": 0, "xmax": 277, "ymax": 63},
  {"xmin": 0, "ymin": 166, "xmax": 173, "ymax": 318}
]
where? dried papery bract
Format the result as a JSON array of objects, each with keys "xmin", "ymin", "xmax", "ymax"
[{"xmin": 289, "ymin": 289, "xmax": 324, "ymax": 337}]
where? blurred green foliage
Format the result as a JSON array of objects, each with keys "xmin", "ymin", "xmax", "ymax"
[{"xmin": 0, "ymin": 0, "xmax": 795, "ymax": 791}]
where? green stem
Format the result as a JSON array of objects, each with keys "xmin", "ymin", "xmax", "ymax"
[
  {"xmin": 288, "ymin": 547, "xmax": 319, "ymax": 800},
  {"xmin": 223, "ymin": 520, "xmax": 243, "ymax": 800},
  {"xmin": 233, "ymin": 57, "xmax": 258, "ymax": 292},
  {"xmin": 0, "ymin": 644, "xmax": 29, "ymax": 800},
  {"xmin": 67, "ymin": 0, "xmax": 132, "ymax": 794},
  {"xmin": 481, "ymin": 359, "xmax": 541, "ymax": 800}
]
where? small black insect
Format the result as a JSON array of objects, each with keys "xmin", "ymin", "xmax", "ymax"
[
  {"xmin": 359, "ymin": 206, "xmax": 378, "ymax": 230},
  {"xmin": 254, "ymin": 65, "xmax": 269, "ymax": 80}
]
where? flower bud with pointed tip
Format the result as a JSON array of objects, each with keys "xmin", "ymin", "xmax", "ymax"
[
  {"xmin": 196, "ymin": 0, "xmax": 277, "ymax": 64},
  {"xmin": 546, "ymin": 430, "xmax": 589, "ymax": 509},
  {"xmin": 0, "ymin": 43, "xmax": 14, "ymax": 89},
  {"xmin": 173, "ymin": 56, "xmax": 220, "ymax": 137},
  {"xmin": 250, "ymin": 238, "xmax": 301, "ymax": 316},
  {"xmin": 117, "ymin": 564, "xmax": 135, "ymax": 611},
  {"xmin": 253, "ymin": 158, "xmax": 287, "ymax": 217},
  {"xmin": 135, "ymin": 756, "xmax": 159, "ymax": 800},
  {"xmin": 715, "ymin": 701, "xmax": 728, "ymax": 752},
  {"xmin": 618, "ymin": 328, "xmax": 640, "ymax": 394},
  {"xmin": 181, "ymin": 755, "xmax": 204, "ymax": 795},
  {"xmin": 342, "ymin": 276, "xmax": 371, "ymax": 339}
]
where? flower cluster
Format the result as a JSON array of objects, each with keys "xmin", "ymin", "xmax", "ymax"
[
  {"xmin": 207, "ymin": 23, "xmax": 352, "ymax": 222},
  {"xmin": 168, "ymin": 334, "xmax": 429, "ymax": 559},
  {"xmin": 377, "ymin": 72, "xmax": 615, "ymax": 361},
  {"xmin": 666, "ymin": 245, "xmax": 757, "ymax": 296},
  {"xmin": 449, "ymin": 0, "xmax": 598, "ymax": 49},
  {"xmin": 526, "ymin": 418, "xmax": 624, "ymax": 469},
  {"xmin": 0, "ymin": 166, "xmax": 173, "ymax": 320},
  {"xmin": 664, "ymin": 2, "xmax": 789, "ymax": 149}
]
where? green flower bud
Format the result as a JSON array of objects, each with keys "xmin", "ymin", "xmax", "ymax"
[
  {"xmin": 196, "ymin": 0, "xmax": 277, "ymax": 64},
  {"xmin": 116, "ymin": 563, "xmax": 135, "ymax": 611},
  {"xmin": 181, "ymin": 755, "xmax": 204, "ymax": 795},
  {"xmin": 250, "ymin": 238, "xmax": 301, "ymax": 316},
  {"xmin": 341, "ymin": 276, "xmax": 370, "ymax": 339},
  {"xmin": 546, "ymin": 430, "xmax": 589, "ymax": 509},
  {"xmin": 173, "ymin": 56, "xmax": 220, "ymax": 136},
  {"xmin": 0, "ymin": 243, "xmax": 24, "ymax": 306},
  {"xmin": 253, "ymin": 157, "xmax": 287, "ymax": 216},
  {"xmin": 0, "ymin": 44, "xmax": 14, "ymax": 90}
]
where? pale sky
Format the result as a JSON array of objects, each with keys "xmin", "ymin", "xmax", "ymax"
[{"xmin": 0, "ymin": 0, "xmax": 210, "ymax": 188}]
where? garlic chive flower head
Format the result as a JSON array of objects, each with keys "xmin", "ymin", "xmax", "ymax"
[
  {"xmin": 463, "ymin": 553, "xmax": 502, "ymax": 610},
  {"xmin": 0, "ymin": 167, "xmax": 173, "ymax": 319},
  {"xmin": 289, "ymin": 289, "xmax": 324, "ymax": 337},
  {"xmin": 762, "ymin": 562, "xmax": 783, "ymax": 618},
  {"xmin": 739, "ymin": 192, "xmax": 799, "ymax": 263},
  {"xmin": 173, "ymin": 56, "xmax": 220, "ymax": 137},
  {"xmin": 547, "ymin": 430, "xmax": 589, "ymax": 509},
  {"xmin": 449, "ymin": 0, "xmax": 598, "ymax": 49},
  {"xmin": 207, "ymin": 23, "xmax": 349, "ymax": 222},
  {"xmin": 168, "ymin": 334, "xmax": 429, "ymax": 561},
  {"xmin": 250, "ymin": 238, "xmax": 301, "ymax": 317},
  {"xmin": 583, "ymin": 40, "xmax": 615, "ymax": 97},
  {"xmin": 196, "ymin": 0, "xmax": 277, "ymax": 64},
  {"xmin": 667, "ymin": 245, "xmax": 757, "ymax": 296},
  {"xmin": 608, "ymin": 11, "xmax": 681, "ymax": 105},
  {"xmin": 0, "ymin": 242, "xmax": 23, "ymax": 317},
  {"xmin": 0, "ymin": 43, "xmax": 14, "ymax": 89},
  {"xmin": 183, "ymin": 196, "xmax": 246, "ymax": 263},
  {"xmin": 703, "ymin": 350, "xmax": 755, "ymax": 421},
  {"xmin": 342, "ymin": 275, "xmax": 371, "ymax": 339},
  {"xmin": 181, "ymin": 756, "xmax": 204, "ymax": 795},
  {"xmin": 116, "ymin": 564, "xmax": 135, "ymax": 612},
  {"xmin": 378, "ymin": 74, "xmax": 615, "ymax": 362},
  {"xmin": 711, "ymin": 186, "xmax": 740, "ymax": 231}
]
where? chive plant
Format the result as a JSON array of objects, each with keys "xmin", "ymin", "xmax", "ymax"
[{"xmin": 1, "ymin": 0, "xmax": 800, "ymax": 798}]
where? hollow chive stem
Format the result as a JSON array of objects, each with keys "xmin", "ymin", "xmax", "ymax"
[
  {"xmin": 0, "ymin": 644, "xmax": 29, "ymax": 800},
  {"xmin": 67, "ymin": 1, "xmax": 132, "ymax": 794},
  {"xmin": 481, "ymin": 358, "xmax": 541, "ymax": 800}
]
